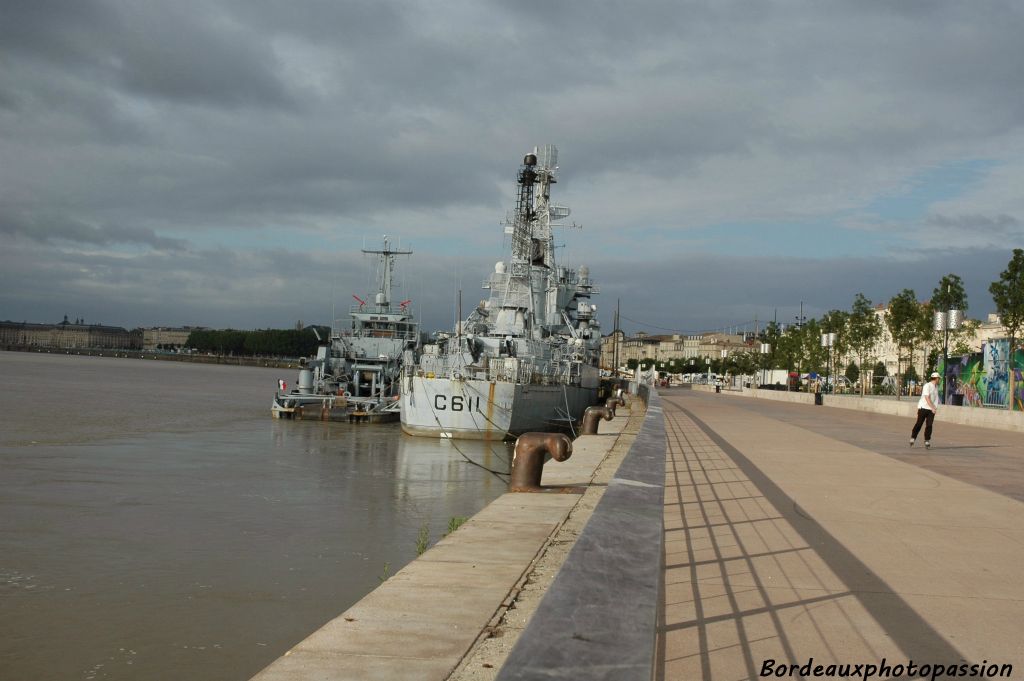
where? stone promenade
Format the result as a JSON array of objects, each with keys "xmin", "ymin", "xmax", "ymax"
[{"xmin": 658, "ymin": 389, "xmax": 1024, "ymax": 680}]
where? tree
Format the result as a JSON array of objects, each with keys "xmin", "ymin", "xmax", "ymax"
[
  {"xmin": 801, "ymin": 318, "xmax": 826, "ymax": 375},
  {"xmin": 730, "ymin": 351, "xmax": 757, "ymax": 377},
  {"xmin": 873, "ymin": 361, "xmax": 890, "ymax": 395},
  {"xmin": 989, "ymin": 249, "xmax": 1024, "ymax": 410},
  {"xmin": 886, "ymin": 290, "xmax": 923, "ymax": 399},
  {"xmin": 820, "ymin": 309, "xmax": 848, "ymax": 386},
  {"xmin": 932, "ymin": 273, "xmax": 968, "ymax": 312},
  {"xmin": 760, "ymin": 322, "xmax": 783, "ymax": 371},
  {"xmin": 845, "ymin": 361, "xmax": 859, "ymax": 384},
  {"xmin": 927, "ymin": 274, "xmax": 970, "ymax": 392},
  {"xmin": 847, "ymin": 294, "xmax": 882, "ymax": 396},
  {"xmin": 951, "ymin": 318, "xmax": 980, "ymax": 356},
  {"xmin": 185, "ymin": 328, "xmax": 321, "ymax": 358}
]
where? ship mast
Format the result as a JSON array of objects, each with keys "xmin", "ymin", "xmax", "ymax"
[
  {"xmin": 362, "ymin": 236, "xmax": 412, "ymax": 313},
  {"xmin": 509, "ymin": 146, "xmax": 558, "ymax": 268}
]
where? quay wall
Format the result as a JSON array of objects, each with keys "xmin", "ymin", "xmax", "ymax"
[
  {"xmin": 690, "ymin": 383, "xmax": 1024, "ymax": 434},
  {"xmin": 251, "ymin": 393, "xmax": 657, "ymax": 681}
]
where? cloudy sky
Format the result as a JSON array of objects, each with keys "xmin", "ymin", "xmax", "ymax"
[{"xmin": 2, "ymin": 0, "xmax": 1022, "ymax": 335}]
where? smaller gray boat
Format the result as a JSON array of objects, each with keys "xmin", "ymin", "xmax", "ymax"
[{"xmin": 272, "ymin": 237, "xmax": 419, "ymax": 422}]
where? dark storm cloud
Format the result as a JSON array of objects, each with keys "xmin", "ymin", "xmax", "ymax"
[
  {"xmin": 0, "ymin": 236, "xmax": 491, "ymax": 330},
  {"xmin": 0, "ymin": 0, "xmax": 294, "ymax": 109},
  {"xmin": 592, "ymin": 247, "xmax": 1014, "ymax": 335},
  {"xmin": 2, "ymin": 233, "xmax": 1013, "ymax": 337},
  {"xmin": 0, "ymin": 210, "xmax": 186, "ymax": 250},
  {"xmin": 927, "ymin": 213, "xmax": 1021, "ymax": 236},
  {"xmin": 2, "ymin": 0, "xmax": 1024, "ymax": 331}
]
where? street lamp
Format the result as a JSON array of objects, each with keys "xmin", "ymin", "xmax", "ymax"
[
  {"xmin": 759, "ymin": 342, "xmax": 770, "ymax": 387},
  {"xmin": 821, "ymin": 333, "xmax": 836, "ymax": 393},
  {"xmin": 933, "ymin": 308, "xmax": 963, "ymax": 404}
]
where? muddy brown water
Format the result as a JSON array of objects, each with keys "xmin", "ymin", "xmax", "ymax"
[{"xmin": 0, "ymin": 351, "xmax": 510, "ymax": 681}]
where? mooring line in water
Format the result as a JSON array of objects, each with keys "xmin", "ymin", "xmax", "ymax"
[{"xmin": 419, "ymin": 380, "xmax": 510, "ymax": 481}]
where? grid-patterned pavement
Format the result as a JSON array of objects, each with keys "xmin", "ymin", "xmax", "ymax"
[{"xmin": 657, "ymin": 391, "xmax": 1024, "ymax": 681}]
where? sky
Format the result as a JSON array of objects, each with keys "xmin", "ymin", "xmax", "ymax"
[{"xmin": 2, "ymin": 0, "xmax": 1023, "ymax": 336}]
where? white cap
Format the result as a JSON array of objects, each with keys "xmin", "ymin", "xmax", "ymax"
[{"xmin": 930, "ymin": 372, "xmax": 940, "ymax": 378}]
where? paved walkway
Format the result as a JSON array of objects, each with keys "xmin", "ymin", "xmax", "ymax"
[{"xmin": 658, "ymin": 389, "xmax": 1024, "ymax": 680}]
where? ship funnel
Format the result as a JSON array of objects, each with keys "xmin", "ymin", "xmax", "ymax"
[{"xmin": 376, "ymin": 293, "xmax": 386, "ymax": 306}]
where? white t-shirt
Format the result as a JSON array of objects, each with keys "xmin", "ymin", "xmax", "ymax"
[{"xmin": 917, "ymin": 381, "xmax": 939, "ymax": 411}]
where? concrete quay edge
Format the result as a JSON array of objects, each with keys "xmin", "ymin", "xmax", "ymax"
[
  {"xmin": 691, "ymin": 383, "xmax": 1024, "ymax": 433},
  {"xmin": 248, "ymin": 400, "xmax": 643, "ymax": 681},
  {"xmin": 494, "ymin": 390, "xmax": 666, "ymax": 681}
]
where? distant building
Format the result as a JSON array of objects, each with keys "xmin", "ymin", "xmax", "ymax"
[
  {"xmin": 971, "ymin": 313, "xmax": 1009, "ymax": 352},
  {"xmin": 600, "ymin": 330, "xmax": 625, "ymax": 371},
  {"xmin": 0, "ymin": 316, "xmax": 142, "ymax": 350},
  {"xmin": 599, "ymin": 329, "xmax": 752, "ymax": 371},
  {"xmin": 142, "ymin": 327, "xmax": 202, "ymax": 350},
  {"xmin": 620, "ymin": 331, "xmax": 661, "ymax": 366},
  {"xmin": 697, "ymin": 333, "xmax": 750, "ymax": 361}
]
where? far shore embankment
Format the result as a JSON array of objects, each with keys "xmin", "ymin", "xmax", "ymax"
[{"xmin": 2, "ymin": 345, "xmax": 299, "ymax": 369}]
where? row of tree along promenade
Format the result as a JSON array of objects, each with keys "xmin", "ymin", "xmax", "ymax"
[{"xmin": 631, "ymin": 249, "xmax": 1024, "ymax": 408}]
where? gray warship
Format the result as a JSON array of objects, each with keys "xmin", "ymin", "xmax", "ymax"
[
  {"xmin": 400, "ymin": 145, "xmax": 603, "ymax": 440},
  {"xmin": 272, "ymin": 238, "xmax": 419, "ymax": 422}
]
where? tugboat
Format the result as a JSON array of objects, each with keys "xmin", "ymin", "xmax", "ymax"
[
  {"xmin": 400, "ymin": 146, "xmax": 603, "ymax": 440},
  {"xmin": 272, "ymin": 237, "xmax": 419, "ymax": 422}
]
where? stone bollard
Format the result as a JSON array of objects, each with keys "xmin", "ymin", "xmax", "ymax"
[
  {"xmin": 581, "ymin": 406, "xmax": 613, "ymax": 435},
  {"xmin": 604, "ymin": 395, "xmax": 625, "ymax": 417},
  {"xmin": 510, "ymin": 433, "xmax": 574, "ymax": 492}
]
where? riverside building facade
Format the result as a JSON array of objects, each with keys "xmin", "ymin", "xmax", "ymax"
[{"xmin": 0, "ymin": 316, "xmax": 142, "ymax": 350}]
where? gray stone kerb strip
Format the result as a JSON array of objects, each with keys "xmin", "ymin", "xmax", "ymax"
[
  {"xmin": 249, "ymin": 405, "xmax": 635, "ymax": 681},
  {"xmin": 494, "ymin": 391, "xmax": 666, "ymax": 681}
]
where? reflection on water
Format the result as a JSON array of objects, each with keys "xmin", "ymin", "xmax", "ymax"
[{"xmin": 0, "ymin": 352, "xmax": 511, "ymax": 681}]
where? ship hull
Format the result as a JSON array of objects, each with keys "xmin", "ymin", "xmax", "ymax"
[
  {"xmin": 399, "ymin": 376, "xmax": 597, "ymax": 440},
  {"xmin": 271, "ymin": 393, "xmax": 400, "ymax": 423}
]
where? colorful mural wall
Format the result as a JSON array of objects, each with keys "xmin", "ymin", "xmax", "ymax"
[{"xmin": 943, "ymin": 339, "xmax": 1024, "ymax": 411}]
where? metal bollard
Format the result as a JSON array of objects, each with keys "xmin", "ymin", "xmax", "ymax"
[
  {"xmin": 581, "ymin": 406, "xmax": 613, "ymax": 435},
  {"xmin": 510, "ymin": 433, "xmax": 574, "ymax": 492},
  {"xmin": 604, "ymin": 395, "xmax": 625, "ymax": 417}
]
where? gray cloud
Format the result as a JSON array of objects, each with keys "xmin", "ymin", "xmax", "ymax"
[
  {"xmin": 593, "ymin": 247, "xmax": 1012, "ymax": 335},
  {"xmin": 2, "ymin": 0, "xmax": 1023, "ymax": 333},
  {"xmin": 0, "ymin": 210, "xmax": 187, "ymax": 250},
  {"xmin": 927, "ymin": 213, "xmax": 1021, "ymax": 235},
  {"xmin": 1, "ymin": 230, "xmax": 1013, "ymax": 337},
  {"xmin": 0, "ymin": 0, "xmax": 294, "ymax": 110}
]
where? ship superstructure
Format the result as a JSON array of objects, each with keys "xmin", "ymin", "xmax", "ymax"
[
  {"xmin": 400, "ymin": 146, "xmax": 602, "ymax": 439},
  {"xmin": 272, "ymin": 237, "xmax": 419, "ymax": 421}
]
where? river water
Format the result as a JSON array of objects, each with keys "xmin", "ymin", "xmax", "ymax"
[{"xmin": 0, "ymin": 351, "xmax": 511, "ymax": 681}]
